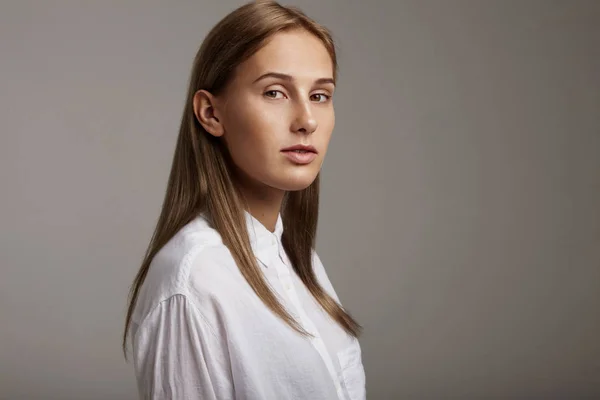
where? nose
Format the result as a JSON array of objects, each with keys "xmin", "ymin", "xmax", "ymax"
[{"xmin": 290, "ymin": 100, "xmax": 318, "ymax": 135}]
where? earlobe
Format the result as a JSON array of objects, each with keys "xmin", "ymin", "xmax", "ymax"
[{"xmin": 193, "ymin": 89, "xmax": 224, "ymax": 137}]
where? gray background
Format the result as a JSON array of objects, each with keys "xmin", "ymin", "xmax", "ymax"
[{"xmin": 1, "ymin": 0, "xmax": 599, "ymax": 399}]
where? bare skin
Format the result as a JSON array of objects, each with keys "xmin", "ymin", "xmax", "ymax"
[{"xmin": 193, "ymin": 29, "xmax": 336, "ymax": 232}]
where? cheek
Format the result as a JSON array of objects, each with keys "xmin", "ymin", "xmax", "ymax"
[
  {"xmin": 317, "ymin": 112, "xmax": 335, "ymax": 150},
  {"xmin": 223, "ymin": 100, "xmax": 283, "ymax": 163}
]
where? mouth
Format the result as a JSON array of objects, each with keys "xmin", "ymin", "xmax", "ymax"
[
  {"xmin": 281, "ymin": 144, "xmax": 318, "ymax": 154},
  {"xmin": 281, "ymin": 145, "xmax": 318, "ymax": 165}
]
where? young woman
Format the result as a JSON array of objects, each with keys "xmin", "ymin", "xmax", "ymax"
[{"xmin": 123, "ymin": 1, "xmax": 366, "ymax": 399}]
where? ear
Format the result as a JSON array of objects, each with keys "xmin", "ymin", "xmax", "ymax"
[{"xmin": 193, "ymin": 89, "xmax": 224, "ymax": 137}]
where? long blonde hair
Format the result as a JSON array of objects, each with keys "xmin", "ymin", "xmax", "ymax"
[{"xmin": 123, "ymin": 0, "xmax": 362, "ymax": 358}]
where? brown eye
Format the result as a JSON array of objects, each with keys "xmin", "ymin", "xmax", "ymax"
[
  {"xmin": 311, "ymin": 93, "xmax": 331, "ymax": 103},
  {"xmin": 264, "ymin": 90, "xmax": 285, "ymax": 99}
]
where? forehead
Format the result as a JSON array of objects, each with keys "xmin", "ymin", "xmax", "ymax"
[{"xmin": 235, "ymin": 29, "xmax": 334, "ymax": 83}]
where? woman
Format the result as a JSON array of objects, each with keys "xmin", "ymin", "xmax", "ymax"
[{"xmin": 123, "ymin": 1, "xmax": 366, "ymax": 399}]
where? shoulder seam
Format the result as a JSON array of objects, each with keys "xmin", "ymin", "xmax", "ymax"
[
  {"xmin": 175, "ymin": 242, "xmax": 207, "ymax": 288},
  {"xmin": 133, "ymin": 292, "xmax": 220, "ymax": 345},
  {"xmin": 132, "ymin": 243, "xmax": 217, "ymax": 344}
]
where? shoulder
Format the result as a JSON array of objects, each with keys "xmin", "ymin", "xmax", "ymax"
[{"xmin": 131, "ymin": 214, "xmax": 235, "ymax": 327}]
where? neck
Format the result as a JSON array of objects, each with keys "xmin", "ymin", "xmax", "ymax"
[
  {"xmin": 245, "ymin": 198, "xmax": 283, "ymax": 233},
  {"xmin": 234, "ymin": 173, "xmax": 285, "ymax": 233}
]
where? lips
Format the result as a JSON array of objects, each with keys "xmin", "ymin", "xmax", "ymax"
[
  {"xmin": 280, "ymin": 144, "xmax": 317, "ymax": 153},
  {"xmin": 281, "ymin": 145, "xmax": 318, "ymax": 165}
]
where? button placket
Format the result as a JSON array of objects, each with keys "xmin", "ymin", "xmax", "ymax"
[
  {"xmin": 271, "ymin": 254, "xmax": 343, "ymax": 400},
  {"xmin": 273, "ymin": 236, "xmax": 284, "ymax": 262}
]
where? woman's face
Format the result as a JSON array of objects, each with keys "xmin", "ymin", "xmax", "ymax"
[{"xmin": 200, "ymin": 29, "xmax": 336, "ymax": 193}]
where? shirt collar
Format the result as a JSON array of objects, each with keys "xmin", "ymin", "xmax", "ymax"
[{"xmin": 244, "ymin": 210, "xmax": 283, "ymax": 269}]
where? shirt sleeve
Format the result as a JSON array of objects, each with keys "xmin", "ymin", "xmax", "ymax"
[{"xmin": 133, "ymin": 294, "xmax": 234, "ymax": 400}]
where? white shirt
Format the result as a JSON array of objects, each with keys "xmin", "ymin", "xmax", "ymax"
[{"xmin": 131, "ymin": 211, "xmax": 366, "ymax": 400}]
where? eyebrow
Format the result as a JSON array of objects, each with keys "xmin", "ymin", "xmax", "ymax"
[{"xmin": 252, "ymin": 72, "xmax": 335, "ymax": 86}]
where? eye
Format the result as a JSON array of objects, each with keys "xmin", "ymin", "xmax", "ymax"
[
  {"xmin": 264, "ymin": 90, "xmax": 286, "ymax": 99},
  {"xmin": 311, "ymin": 93, "xmax": 331, "ymax": 103}
]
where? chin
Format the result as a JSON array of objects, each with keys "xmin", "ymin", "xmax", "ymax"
[{"xmin": 272, "ymin": 173, "xmax": 318, "ymax": 192}]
